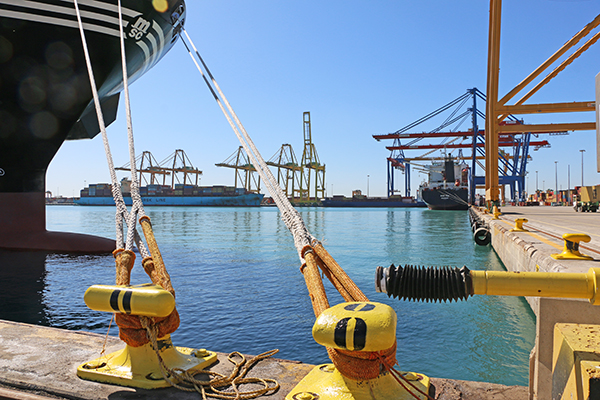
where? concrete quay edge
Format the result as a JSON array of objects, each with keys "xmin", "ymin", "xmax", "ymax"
[
  {"xmin": 0, "ymin": 319, "xmax": 527, "ymax": 400},
  {"xmin": 473, "ymin": 205, "xmax": 600, "ymax": 400}
]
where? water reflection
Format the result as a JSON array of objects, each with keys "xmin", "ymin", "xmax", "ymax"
[
  {"xmin": 1, "ymin": 206, "xmax": 537, "ymax": 387},
  {"xmin": 0, "ymin": 250, "xmax": 48, "ymax": 325}
]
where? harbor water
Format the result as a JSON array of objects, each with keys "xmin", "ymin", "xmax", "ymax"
[{"xmin": 0, "ymin": 206, "xmax": 535, "ymax": 386}]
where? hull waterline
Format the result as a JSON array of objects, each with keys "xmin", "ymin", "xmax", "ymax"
[{"xmin": 0, "ymin": 0, "xmax": 185, "ymax": 252}]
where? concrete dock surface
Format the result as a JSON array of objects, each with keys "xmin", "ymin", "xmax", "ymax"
[
  {"xmin": 491, "ymin": 205, "xmax": 600, "ymax": 274},
  {"xmin": 0, "ymin": 320, "xmax": 526, "ymax": 400}
]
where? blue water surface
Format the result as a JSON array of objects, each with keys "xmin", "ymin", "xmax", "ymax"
[{"xmin": 5, "ymin": 206, "xmax": 535, "ymax": 386}]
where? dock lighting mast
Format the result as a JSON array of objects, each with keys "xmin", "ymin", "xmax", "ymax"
[
  {"xmin": 298, "ymin": 112, "xmax": 325, "ymax": 201},
  {"xmin": 555, "ymin": 161, "xmax": 558, "ymax": 196},
  {"xmin": 581, "ymin": 149, "xmax": 586, "ymax": 186},
  {"xmin": 484, "ymin": 2, "xmax": 598, "ymax": 208}
]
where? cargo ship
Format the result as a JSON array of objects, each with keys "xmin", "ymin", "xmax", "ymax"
[
  {"xmin": 0, "ymin": 0, "xmax": 186, "ymax": 252},
  {"xmin": 75, "ymin": 180, "xmax": 264, "ymax": 207},
  {"xmin": 419, "ymin": 156, "xmax": 469, "ymax": 210},
  {"xmin": 321, "ymin": 190, "xmax": 426, "ymax": 208}
]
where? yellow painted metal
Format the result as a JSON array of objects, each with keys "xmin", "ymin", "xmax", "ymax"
[
  {"xmin": 483, "ymin": 4, "xmax": 599, "ymax": 204},
  {"xmin": 470, "ymin": 268, "xmax": 600, "ymax": 304},
  {"xmin": 297, "ymin": 112, "xmax": 325, "ymax": 201},
  {"xmin": 492, "ymin": 205, "xmax": 501, "ymax": 220},
  {"xmin": 77, "ymin": 335, "xmax": 217, "ymax": 389},
  {"xmin": 484, "ymin": 0, "xmax": 502, "ymax": 204},
  {"xmin": 512, "ymin": 30, "xmax": 600, "ymax": 111},
  {"xmin": 579, "ymin": 186, "xmax": 600, "ymax": 203},
  {"xmin": 285, "ymin": 364, "xmax": 430, "ymax": 400},
  {"xmin": 497, "ymin": 101, "xmax": 595, "ymax": 115},
  {"xmin": 83, "ymin": 284, "xmax": 175, "ymax": 317},
  {"xmin": 510, "ymin": 218, "xmax": 528, "ymax": 232},
  {"xmin": 499, "ymin": 14, "xmax": 600, "ymax": 107},
  {"xmin": 551, "ymin": 233, "xmax": 594, "ymax": 261},
  {"xmin": 498, "ymin": 122, "xmax": 596, "ymax": 134},
  {"xmin": 312, "ymin": 302, "xmax": 396, "ymax": 352},
  {"xmin": 552, "ymin": 323, "xmax": 600, "ymax": 400}
]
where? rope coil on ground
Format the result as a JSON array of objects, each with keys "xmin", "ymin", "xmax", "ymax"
[{"xmin": 141, "ymin": 318, "xmax": 280, "ymax": 400}]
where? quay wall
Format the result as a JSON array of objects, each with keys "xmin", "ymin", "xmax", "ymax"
[{"xmin": 474, "ymin": 207, "xmax": 600, "ymax": 400}]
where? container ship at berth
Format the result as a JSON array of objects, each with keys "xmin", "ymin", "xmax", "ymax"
[
  {"xmin": 419, "ymin": 156, "xmax": 469, "ymax": 210},
  {"xmin": 75, "ymin": 179, "xmax": 264, "ymax": 207},
  {"xmin": 321, "ymin": 190, "xmax": 426, "ymax": 208},
  {"xmin": 0, "ymin": 0, "xmax": 186, "ymax": 252}
]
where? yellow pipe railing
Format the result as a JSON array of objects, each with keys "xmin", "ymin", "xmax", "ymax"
[
  {"xmin": 376, "ymin": 265, "xmax": 600, "ymax": 305},
  {"xmin": 470, "ymin": 269, "xmax": 600, "ymax": 304}
]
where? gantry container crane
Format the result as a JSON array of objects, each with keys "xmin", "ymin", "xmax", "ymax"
[
  {"xmin": 298, "ymin": 112, "xmax": 325, "ymax": 201},
  {"xmin": 116, "ymin": 149, "xmax": 202, "ymax": 189},
  {"xmin": 374, "ymin": 88, "xmax": 564, "ymax": 202},
  {"xmin": 267, "ymin": 144, "xmax": 302, "ymax": 198},
  {"xmin": 215, "ymin": 146, "xmax": 261, "ymax": 193}
]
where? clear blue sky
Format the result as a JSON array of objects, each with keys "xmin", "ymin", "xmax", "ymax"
[{"xmin": 47, "ymin": 0, "xmax": 600, "ymax": 198}]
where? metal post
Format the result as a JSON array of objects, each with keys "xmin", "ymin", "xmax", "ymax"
[
  {"xmin": 406, "ymin": 163, "xmax": 411, "ymax": 197},
  {"xmin": 568, "ymin": 164, "xmax": 571, "ymax": 204},
  {"xmin": 555, "ymin": 161, "xmax": 558, "ymax": 200},
  {"xmin": 580, "ymin": 149, "xmax": 586, "ymax": 186},
  {"xmin": 367, "ymin": 175, "xmax": 370, "ymax": 198},
  {"xmin": 536, "ymin": 171, "xmax": 538, "ymax": 191},
  {"xmin": 485, "ymin": 0, "xmax": 502, "ymax": 207},
  {"xmin": 471, "ymin": 89, "xmax": 478, "ymax": 204},
  {"xmin": 387, "ymin": 159, "xmax": 393, "ymax": 198}
]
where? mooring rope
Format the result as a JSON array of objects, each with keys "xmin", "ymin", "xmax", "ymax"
[
  {"xmin": 178, "ymin": 29, "xmax": 416, "ymax": 392},
  {"xmin": 73, "ymin": 0, "xmax": 149, "ymax": 257},
  {"xmin": 76, "ymin": 3, "xmax": 281, "ymax": 395},
  {"xmin": 438, "ymin": 188, "xmax": 470, "ymax": 207},
  {"xmin": 140, "ymin": 317, "xmax": 280, "ymax": 400},
  {"xmin": 180, "ymin": 28, "xmax": 314, "ymax": 261},
  {"xmin": 117, "ymin": 0, "xmax": 148, "ymax": 253}
]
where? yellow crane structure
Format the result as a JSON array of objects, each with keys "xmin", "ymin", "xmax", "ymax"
[
  {"xmin": 485, "ymin": 3, "xmax": 598, "ymax": 207},
  {"xmin": 215, "ymin": 146, "xmax": 261, "ymax": 193},
  {"xmin": 298, "ymin": 112, "xmax": 326, "ymax": 201},
  {"xmin": 266, "ymin": 144, "xmax": 301, "ymax": 198},
  {"xmin": 116, "ymin": 149, "xmax": 202, "ymax": 189}
]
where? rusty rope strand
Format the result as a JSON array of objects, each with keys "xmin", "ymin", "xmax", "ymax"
[
  {"xmin": 312, "ymin": 241, "xmax": 369, "ymax": 302},
  {"xmin": 99, "ymin": 314, "xmax": 114, "ymax": 357},
  {"xmin": 140, "ymin": 318, "xmax": 279, "ymax": 399},
  {"xmin": 378, "ymin": 353, "xmax": 435, "ymax": 400}
]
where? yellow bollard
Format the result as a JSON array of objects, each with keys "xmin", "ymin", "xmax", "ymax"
[
  {"xmin": 77, "ymin": 284, "xmax": 217, "ymax": 388},
  {"xmin": 492, "ymin": 205, "xmax": 501, "ymax": 220},
  {"xmin": 287, "ymin": 302, "xmax": 430, "ymax": 400},
  {"xmin": 551, "ymin": 233, "xmax": 594, "ymax": 260},
  {"xmin": 510, "ymin": 218, "xmax": 528, "ymax": 232},
  {"xmin": 83, "ymin": 284, "xmax": 175, "ymax": 317}
]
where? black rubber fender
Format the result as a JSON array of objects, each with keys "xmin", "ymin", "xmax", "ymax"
[{"xmin": 473, "ymin": 227, "xmax": 491, "ymax": 246}]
